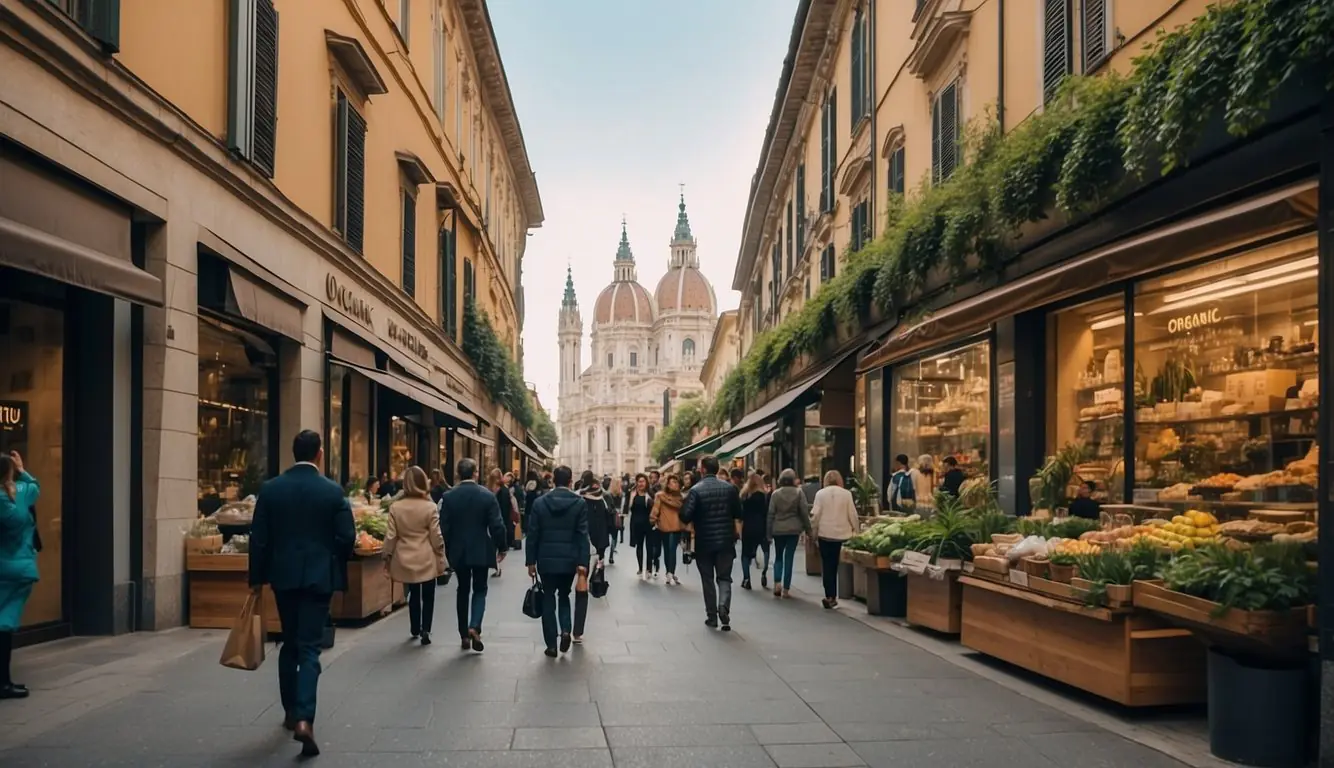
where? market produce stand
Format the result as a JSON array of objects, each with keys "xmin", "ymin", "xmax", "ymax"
[
  {"xmin": 906, "ymin": 571, "xmax": 962, "ymax": 634},
  {"xmin": 330, "ymin": 556, "xmax": 395, "ymax": 620},
  {"xmin": 959, "ymin": 575, "xmax": 1206, "ymax": 706},
  {"xmin": 186, "ymin": 552, "xmax": 282, "ymax": 634}
]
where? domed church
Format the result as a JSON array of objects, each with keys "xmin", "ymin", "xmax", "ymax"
[{"xmin": 556, "ymin": 195, "xmax": 717, "ymax": 473}]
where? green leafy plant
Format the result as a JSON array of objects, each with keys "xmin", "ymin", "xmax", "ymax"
[
  {"xmin": 1016, "ymin": 517, "xmax": 1053, "ymax": 538},
  {"xmin": 1029, "ymin": 443, "xmax": 1084, "ymax": 513},
  {"xmin": 531, "ymin": 405, "xmax": 558, "ymax": 450},
  {"xmin": 1049, "ymin": 551, "xmax": 1080, "ymax": 567},
  {"xmin": 849, "ymin": 470, "xmax": 881, "ymax": 517},
  {"xmin": 1049, "ymin": 516, "xmax": 1101, "ymax": 541},
  {"xmin": 1160, "ymin": 542, "xmax": 1314, "ymax": 615},
  {"xmin": 907, "ymin": 494, "xmax": 976, "ymax": 562},
  {"xmin": 462, "ymin": 298, "xmax": 535, "ymax": 429},
  {"xmin": 649, "ymin": 396, "xmax": 710, "ymax": 464}
]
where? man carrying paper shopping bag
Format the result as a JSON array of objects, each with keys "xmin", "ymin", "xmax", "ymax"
[{"xmin": 249, "ymin": 430, "xmax": 355, "ymax": 757}]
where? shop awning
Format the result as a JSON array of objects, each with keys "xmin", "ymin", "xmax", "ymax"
[
  {"xmin": 500, "ymin": 428, "xmax": 542, "ymax": 462},
  {"xmin": 335, "ymin": 360, "xmax": 474, "ymax": 428},
  {"xmin": 226, "ymin": 268, "xmax": 303, "ymax": 341},
  {"xmin": 673, "ymin": 431, "xmax": 725, "ymax": 460},
  {"xmin": 858, "ymin": 179, "xmax": 1319, "ymax": 372},
  {"xmin": 457, "ymin": 427, "xmax": 496, "ymax": 448},
  {"xmin": 716, "ymin": 421, "xmax": 778, "ymax": 460},
  {"xmin": 730, "ymin": 431, "xmax": 776, "ymax": 460},
  {"xmin": 0, "ymin": 216, "xmax": 164, "ymax": 307},
  {"xmin": 323, "ymin": 308, "xmax": 433, "ymax": 383},
  {"xmin": 526, "ymin": 435, "xmax": 553, "ymax": 459},
  {"xmin": 722, "ymin": 342, "xmax": 868, "ymax": 439},
  {"xmin": 657, "ymin": 459, "xmax": 680, "ymax": 475}
]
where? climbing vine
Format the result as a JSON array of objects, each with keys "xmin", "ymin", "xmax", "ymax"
[
  {"xmin": 652, "ymin": 396, "xmax": 711, "ymax": 465},
  {"xmin": 712, "ymin": 0, "xmax": 1334, "ymax": 429},
  {"xmin": 462, "ymin": 297, "xmax": 535, "ymax": 429}
]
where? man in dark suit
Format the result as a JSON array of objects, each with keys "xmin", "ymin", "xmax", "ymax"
[
  {"xmin": 680, "ymin": 455, "xmax": 744, "ymax": 631},
  {"xmin": 439, "ymin": 458, "xmax": 507, "ymax": 652},
  {"xmin": 249, "ymin": 430, "xmax": 355, "ymax": 757}
]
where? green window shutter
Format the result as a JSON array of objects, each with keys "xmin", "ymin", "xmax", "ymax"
[
  {"xmin": 795, "ymin": 163, "xmax": 806, "ymax": 251},
  {"xmin": 785, "ymin": 201, "xmax": 794, "ymax": 274},
  {"xmin": 251, "ymin": 0, "xmax": 279, "ymax": 177},
  {"xmin": 850, "ymin": 10, "xmax": 863, "ymax": 126},
  {"xmin": 442, "ymin": 225, "xmax": 459, "ymax": 340},
  {"xmin": 1081, "ymin": 0, "xmax": 1108, "ymax": 71},
  {"xmin": 401, "ymin": 192, "xmax": 416, "ymax": 298},
  {"xmin": 463, "ymin": 258, "xmax": 474, "ymax": 305},
  {"xmin": 819, "ymin": 100, "xmax": 830, "ymax": 213},
  {"xmin": 80, "ymin": 0, "xmax": 120, "ymax": 52},
  {"xmin": 1043, "ymin": 0, "xmax": 1072, "ymax": 102},
  {"xmin": 334, "ymin": 92, "xmax": 348, "ymax": 234},
  {"xmin": 345, "ymin": 105, "xmax": 366, "ymax": 253}
]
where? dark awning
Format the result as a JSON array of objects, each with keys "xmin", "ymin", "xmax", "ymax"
[
  {"xmin": 673, "ymin": 431, "xmax": 726, "ymax": 461},
  {"xmin": 333, "ymin": 359, "xmax": 474, "ymax": 428},
  {"xmin": 501, "ymin": 429, "xmax": 542, "ymax": 462},
  {"xmin": 226, "ymin": 268, "xmax": 303, "ymax": 341},
  {"xmin": 0, "ymin": 216, "xmax": 163, "ymax": 307},
  {"xmin": 457, "ymin": 428, "xmax": 496, "ymax": 448},
  {"xmin": 859, "ymin": 180, "xmax": 1318, "ymax": 372},
  {"xmin": 717, "ymin": 421, "xmax": 778, "ymax": 460},
  {"xmin": 526, "ymin": 435, "xmax": 553, "ymax": 459},
  {"xmin": 323, "ymin": 307, "xmax": 432, "ymax": 382},
  {"xmin": 722, "ymin": 341, "xmax": 868, "ymax": 438}
]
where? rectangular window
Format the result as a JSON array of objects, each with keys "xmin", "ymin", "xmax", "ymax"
[
  {"xmin": 397, "ymin": 0, "xmax": 410, "ymax": 46},
  {"xmin": 785, "ymin": 201, "xmax": 794, "ymax": 275},
  {"xmin": 850, "ymin": 7, "xmax": 869, "ymax": 128},
  {"xmin": 804, "ymin": 278, "xmax": 810, "ymax": 301},
  {"xmin": 891, "ymin": 340, "xmax": 992, "ymax": 502},
  {"xmin": 820, "ymin": 244, "xmax": 836, "ymax": 284},
  {"xmin": 49, "ymin": 0, "xmax": 120, "ymax": 50},
  {"xmin": 851, "ymin": 199, "xmax": 870, "ymax": 252},
  {"xmin": 463, "ymin": 257, "xmax": 475, "ymax": 306},
  {"xmin": 605, "ymin": 426, "xmax": 613, "ymax": 452},
  {"xmin": 400, "ymin": 191, "xmax": 416, "ymax": 298},
  {"xmin": 484, "ymin": 151, "xmax": 492, "ymax": 224},
  {"xmin": 441, "ymin": 222, "xmax": 458, "ymax": 339},
  {"xmin": 334, "ymin": 90, "xmax": 366, "ymax": 253},
  {"xmin": 771, "ymin": 244, "xmax": 782, "ymax": 311},
  {"xmin": 1081, "ymin": 0, "xmax": 1109, "ymax": 72},
  {"xmin": 630, "ymin": 351, "xmax": 638, "ymax": 368},
  {"xmin": 932, "ymin": 81, "xmax": 959, "ymax": 183},
  {"xmin": 1048, "ymin": 295, "xmax": 1125, "ymax": 504},
  {"xmin": 888, "ymin": 145, "xmax": 906, "ymax": 195},
  {"xmin": 795, "ymin": 162, "xmax": 806, "ymax": 253},
  {"xmin": 820, "ymin": 89, "xmax": 838, "ymax": 213},
  {"xmin": 1043, "ymin": 0, "xmax": 1073, "ymax": 102},
  {"xmin": 227, "ymin": 0, "xmax": 280, "ymax": 177}
]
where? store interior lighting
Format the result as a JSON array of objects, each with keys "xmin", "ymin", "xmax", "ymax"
[
  {"xmin": 1160, "ymin": 256, "xmax": 1316, "ymax": 304},
  {"xmin": 1088, "ymin": 311, "xmax": 1142, "ymax": 331},
  {"xmin": 1153, "ymin": 267, "xmax": 1318, "ymax": 314}
]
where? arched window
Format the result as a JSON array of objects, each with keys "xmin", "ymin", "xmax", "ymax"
[
  {"xmin": 605, "ymin": 426, "xmax": 613, "ymax": 451},
  {"xmin": 607, "ymin": 352, "xmax": 613, "ymax": 369},
  {"xmin": 683, "ymin": 338, "xmax": 696, "ymax": 358},
  {"xmin": 647, "ymin": 425, "xmax": 655, "ymax": 445}
]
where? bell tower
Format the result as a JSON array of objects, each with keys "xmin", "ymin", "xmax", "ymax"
[{"xmin": 558, "ymin": 265, "xmax": 582, "ymax": 401}]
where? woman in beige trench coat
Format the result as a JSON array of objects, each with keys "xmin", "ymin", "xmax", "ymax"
[{"xmin": 383, "ymin": 466, "xmax": 447, "ymax": 645}]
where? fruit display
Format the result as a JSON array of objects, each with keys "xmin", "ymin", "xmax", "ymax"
[
  {"xmin": 354, "ymin": 530, "xmax": 383, "ymax": 555},
  {"xmin": 1218, "ymin": 519, "xmax": 1287, "ymax": 541},
  {"xmin": 1195, "ymin": 473, "xmax": 1244, "ymax": 490},
  {"xmin": 356, "ymin": 511, "xmax": 389, "ymax": 540},
  {"xmin": 1117, "ymin": 511, "xmax": 1218, "ymax": 551},
  {"xmin": 846, "ymin": 515, "xmax": 923, "ymax": 556},
  {"xmin": 1052, "ymin": 539, "xmax": 1101, "ymax": 558}
]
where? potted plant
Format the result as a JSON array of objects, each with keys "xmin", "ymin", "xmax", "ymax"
[{"xmin": 1028, "ymin": 443, "xmax": 1083, "ymax": 515}]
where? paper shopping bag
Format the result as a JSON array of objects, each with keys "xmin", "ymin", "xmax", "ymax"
[
  {"xmin": 219, "ymin": 591, "xmax": 266, "ymax": 671},
  {"xmin": 576, "ymin": 570, "xmax": 589, "ymax": 593}
]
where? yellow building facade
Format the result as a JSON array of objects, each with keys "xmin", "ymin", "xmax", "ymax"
[
  {"xmin": 701, "ymin": 309, "xmax": 741, "ymax": 402},
  {"xmin": 0, "ymin": 0, "xmax": 541, "ymax": 635}
]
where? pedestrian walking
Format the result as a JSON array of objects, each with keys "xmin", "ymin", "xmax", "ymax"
[
  {"xmin": 626, "ymin": 474, "xmax": 653, "ymax": 578},
  {"xmin": 605, "ymin": 476, "xmax": 624, "ymax": 564},
  {"xmin": 811, "ymin": 470, "xmax": 860, "ymax": 609},
  {"xmin": 767, "ymin": 469, "xmax": 811, "ymax": 598},
  {"xmin": 574, "ymin": 470, "xmax": 614, "ymax": 642},
  {"xmin": 248, "ymin": 430, "xmax": 356, "ymax": 756},
  {"xmin": 886, "ymin": 454, "xmax": 917, "ymax": 513},
  {"xmin": 0, "ymin": 451, "xmax": 39, "ymax": 700},
  {"xmin": 739, "ymin": 473, "xmax": 770, "ymax": 590},
  {"xmin": 649, "ymin": 473, "xmax": 686, "ymax": 585},
  {"xmin": 526, "ymin": 466, "xmax": 589, "ymax": 657},
  {"xmin": 679, "ymin": 455, "xmax": 742, "ymax": 630},
  {"xmin": 523, "ymin": 470, "xmax": 544, "ymax": 534},
  {"xmin": 429, "ymin": 469, "xmax": 450, "ymax": 505},
  {"xmin": 383, "ymin": 466, "xmax": 447, "ymax": 645},
  {"xmin": 440, "ymin": 458, "xmax": 508, "ymax": 652},
  {"xmin": 487, "ymin": 469, "xmax": 514, "ymax": 575}
]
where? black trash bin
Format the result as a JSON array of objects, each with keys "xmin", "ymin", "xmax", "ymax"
[{"xmin": 1207, "ymin": 647, "xmax": 1308, "ymax": 767}]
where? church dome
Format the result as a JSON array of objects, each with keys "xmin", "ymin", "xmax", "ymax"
[
  {"xmin": 594, "ymin": 281, "xmax": 656, "ymax": 325},
  {"xmin": 655, "ymin": 266, "xmax": 715, "ymax": 314}
]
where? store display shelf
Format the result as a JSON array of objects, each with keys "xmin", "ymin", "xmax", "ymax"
[
  {"xmin": 1135, "ymin": 406, "xmax": 1318, "ymax": 428},
  {"xmin": 1077, "ymin": 413, "xmax": 1125, "ymax": 424},
  {"xmin": 1193, "ymin": 353, "xmax": 1319, "ymax": 380},
  {"xmin": 1138, "ymin": 497, "xmax": 1316, "ymax": 512}
]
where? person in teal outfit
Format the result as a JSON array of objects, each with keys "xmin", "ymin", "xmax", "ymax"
[{"xmin": 0, "ymin": 450, "xmax": 39, "ymax": 700}]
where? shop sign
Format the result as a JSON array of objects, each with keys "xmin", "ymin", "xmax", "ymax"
[
  {"xmin": 387, "ymin": 319, "xmax": 429, "ymax": 362},
  {"xmin": 0, "ymin": 400, "xmax": 27, "ymax": 449},
  {"xmin": 1166, "ymin": 307, "xmax": 1221, "ymax": 335},
  {"xmin": 1093, "ymin": 388, "xmax": 1120, "ymax": 404},
  {"xmin": 325, "ymin": 274, "xmax": 373, "ymax": 327}
]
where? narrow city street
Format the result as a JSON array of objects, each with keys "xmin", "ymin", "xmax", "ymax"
[{"xmin": 0, "ymin": 554, "xmax": 1193, "ymax": 768}]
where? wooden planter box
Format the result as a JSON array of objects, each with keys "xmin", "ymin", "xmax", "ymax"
[
  {"xmin": 186, "ymin": 552, "xmax": 282, "ymax": 634},
  {"xmin": 1070, "ymin": 578, "xmax": 1133, "ymax": 608},
  {"xmin": 907, "ymin": 571, "xmax": 963, "ymax": 634},
  {"xmin": 184, "ymin": 534, "xmax": 223, "ymax": 555},
  {"xmin": 960, "ymin": 576, "xmax": 1205, "ymax": 707},
  {"xmin": 330, "ymin": 558, "xmax": 395, "ymax": 620},
  {"xmin": 1132, "ymin": 580, "xmax": 1309, "ymax": 653}
]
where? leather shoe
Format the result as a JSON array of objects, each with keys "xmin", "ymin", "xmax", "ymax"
[
  {"xmin": 468, "ymin": 628, "xmax": 485, "ymax": 652},
  {"xmin": 292, "ymin": 720, "xmax": 319, "ymax": 756},
  {"xmin": 0, "ymin": 684, "xmax": 29, "ymax": 700}
]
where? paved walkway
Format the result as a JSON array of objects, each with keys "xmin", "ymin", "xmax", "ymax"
[{"xmin": 0, "ymin": 549, "xmax": 1195, "ymax": 767}]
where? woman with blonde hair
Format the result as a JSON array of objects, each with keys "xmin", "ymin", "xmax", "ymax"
[
  {"xmin": 383, "ymin": 466, "xmax": 447, "ymax": 644},
  {"xmin": 810, "ymin": 469, "xmax": 859, "ymax": 609},
  {"xmin": 739, "ymin": 472, "xmax": 770, "ymax": 590},
  {"xmin": 0, "ymin": 451, "xmax": 37, "ymax": 697}
]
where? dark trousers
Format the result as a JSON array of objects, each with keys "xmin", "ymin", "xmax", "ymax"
[
  {"xmin": 454, "ymin": 567, "xmax": 491, "ymax": 638},
  {"xmin": 573, "ymin": 549, "xmax": 605, "ymax": 636},
  {"xmin": 0, "ymin": 631, "xmax": 12, "ymax": 685},
  {"xmin": 646, "ymin": 530, "xmax": 663, "ymax": 572},
  {"xmin": 540, "ymin": 571, "xmax": 575, "ymax": 650},
  {"xmin": 818, "ymin": 539, "xmax": 844, "ymax": 599},
  {"xmin": 660, "ymin": 532, "xmax": 680, "ymax": 575},
  {"xmin": 694, "ymin": 547, "xmax": 736, "ymax": 620},
  {"xmin": 406, "ymin": 580, "xmax": 436, "ymax": 635},
  {"xmin": 274, "ymin": 589, "xmax": 333, "ymax": 723}
]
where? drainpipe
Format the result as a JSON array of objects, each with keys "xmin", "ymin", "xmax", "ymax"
[
  {"xmin": 868, "ymin": 0, "xmax": 877, "ymax": 235},
  {"xmin": 997, "ymin": 0, "xmax": 1006, "ymax": 133}
]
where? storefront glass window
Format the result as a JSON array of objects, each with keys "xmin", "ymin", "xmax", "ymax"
[
  {"xmin": 867, "ymin": 371, "xmax": 884, "ymax": 489},
  {"xmin": 198, "ymin": 318, "xmax": 274, "ymax": 514},
  {"xmin": 890, "ymin": 339, "xmax": 991, "ymax": 482},
  {"xmin": 1048, "ymin": 296, "xmax": 1126, "ymax": 502},
  {"xmin": 855, "ymin": 375, "xmax": 867, "ymax": 476},
  {"xmin": 328, "ymin": 364, "xmax": 346, "ymax": 481},
  {"xmin": 1132, "ymin": 236, "xmax": 1318, "ymax": 507},
  {"xmin": 803, "ymin": 402, "xmax": 834, "ymax": 479},
  {"xmin": 390, "ymin": 417, "xmax": 417, "ymax": 481},
  {"xmin": 348, "ymin": 371, "xmax": 371, "ymax": 486}
]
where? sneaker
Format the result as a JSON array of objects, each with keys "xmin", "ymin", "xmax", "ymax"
[
  {"xmin": 420, "ymin": 632, "xmax": 432, "ymax": 646},
  {"xmin": 761, "ymin": 571, "xmax": 768, "ymax": 589},
  {"xmin": 560, "ymin": 633, "xmax": 572, "ymax": 653},
  {"xmin": 821, "ymin": 598, "xmax": 833, "ymax": 609},
  {"xmin": 719, "ymin": 609, "xmax": 730, "ymax": 630},
  {"xmin": 704, "ymin": 617, "xmax": 719, "ymax": 629},
  {"xmin": 572, "ymin": 635, "xmax": 584, "ymax": 645},
  {"xmin": 742, "ymin": 579, "xmax": 752, "ymax": 590}
]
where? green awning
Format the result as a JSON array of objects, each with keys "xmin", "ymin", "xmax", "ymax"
[
  {"xmin": 673, "ymin": 431, "xmax": 726, "ymax": 460},
  {"xmin": 716, "ymin": 421, "xmax": 778, "ymax": 460}
]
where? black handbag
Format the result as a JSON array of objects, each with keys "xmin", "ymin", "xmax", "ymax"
[
  {"xmin": 436, "ymin": 569, "xmax": 453, "ymax": 587},
  {"xmin": 589, "ymin": 565, "xmax": 609, "ymax": 599},
  {"xmin": 522, "ymin": 578, "xmax": 544, "ymax": 619}
]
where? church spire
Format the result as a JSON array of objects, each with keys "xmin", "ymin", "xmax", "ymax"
[
  {"xmin": 672, "ymin": 190, "xmax": 693, "ymax": 243},
  {"xmin": 561, "ymin": 263, "xmax": 578, "ymax": 309},
  {"xmin": 615, "ymin": 216, "xmax": 634, "ymax": 262},
  {"xmin": 613, "ymin": 217, "xmax": 637, "ymax": 282}
]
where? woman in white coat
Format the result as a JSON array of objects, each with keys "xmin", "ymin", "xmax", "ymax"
[{"xmin": 810, "ymin": 470, "xmax": 860, "ymax": 609}]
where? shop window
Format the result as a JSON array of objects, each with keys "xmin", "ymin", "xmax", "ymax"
[
  {"xmin": 868, "ymin": 370, "xmax": 884, "ymax": 488},
  {"xmin": 390, "ymin": 416, "xmax": 419, "ymax": 481},
  {"xmin": 328, "ymin": 363, "xmax": 346, "ymax": 480},
  {"xmin": 804, "ymin": 402, "xmax": 836, "ymax": 480},
  {"xmin": 932, "ymin": 81, "xmax": 960, "ymax": 183},
  {"xmin": 1132, "ymin": 237, "xmax": 1318, "ymax": 508},
  {"xmin": 855, "ymin": 375, "xmax": 867, "ymax": 476},
  {"xmin": 1043, "ymin": 0, "xmax": 1073, "ymax": 102},
  {"xmin": 227, "ymin": 0, "xmax": 279, "ymax": 177},
  {"xmin": 1048, "ymin": 295, "xmax": 1126, "ymax": 503},
  {"xmin": 334, "ymin": 90, "xmax": 367, "ymax": 253},
  {"xmin": 891, "ymin": 339, "xmax": 991, "ymax": 496},
  {"xmin": 401, "ymin": 190, "xmax": 416, "ymax": 298},
  {"xmin": 198, "ymin": 317, "xmax": 275, "ymax": 514},
  {"xmin": 348, "ymin": 370, "xmax": 371, "ymax": 484}
]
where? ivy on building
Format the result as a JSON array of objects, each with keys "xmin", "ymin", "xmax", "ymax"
[
  {"xmin": 531, "ymin": 405, "xmax": 559, "ymax": 450},
  {"xmin": 651, "ymin": 395, "xmax": 711, "ymax": 465},
  {"xmin": 711, "ymin": 0, "xmax": 1334, "ymax": 430},
  {"xmin": 462, "ymin": 297, "xmax": 536, "ymax": 430}
]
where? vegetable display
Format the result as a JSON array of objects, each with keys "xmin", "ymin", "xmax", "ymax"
[{"xmin": 1158, "ymin": 543, "xmax": 1313, "ymax": 615}]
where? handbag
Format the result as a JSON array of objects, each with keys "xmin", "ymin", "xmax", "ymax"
[
  {"xmin": 219, "ymin": 591, "xmax": 266, "ymax": 670},
  {"xmin": 522, "ymin": 578, "xmax": 544, "ymax": 619},
  {"xmin": 436, "ymin": 569, "xmax": 453, "ymax": 587},
  {"xmin": 681, "ymin": 532, "xmax": 694, "ymax": 566},
  {"xmin": 589, "ymin": 565, "xmax": 609, "ymax": 598}
]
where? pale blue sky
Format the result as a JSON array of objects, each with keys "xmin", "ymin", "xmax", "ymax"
[{"xmin": 489, "ymin": 0, "xmax": 799, "ymax": 420}]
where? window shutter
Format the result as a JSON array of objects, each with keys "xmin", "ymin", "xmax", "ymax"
[
  {"xmin": 433, "ymin": 9, "xmax": 445, "ymax": 122},
  {"xmin": 827, "ymin": 245, "xmax": 836, "ymax": 281},
  {"xmin": 850, "ymin": 10, "xmax": 863, "ymax": 126},
  {"xmin": 1043, "ymin": 0, "xmax": 1072, "ymax": 102},
  {"xmin": 334, "ymin": 93, "xmax": 348, "ymax": 235},
  {"xmin": 463, "ymin": 258, "xmax": 474, "ymax": 304},
  {"xmin": 795, "ymin": 163, "xmax": 806, "ymax": 251},
  {"xmin": 1081, "ymin": 0, "xmax": 1107, "ymax": 71},
  {"xmin": 441, "ymin": 226, "xmax": 457, "ymax": 338},
  {"xmin": 345, "ymin": 105, "xmax": 366, "ymax": 253},
  {"xmin": 399, "ymin": 0, "xmax": 411, "ymax": 46},
  {"xmin": 401, "ymin": 192, "xmax": 416, "ymax": 298},
  {"xmin": 826, "ymin": 88, "xmax": 838, "ymax": 210},
  {"xmin": 819, "ymin": 101, "xmax": 830, "ymax": 213},
  {"xmin": 251, "ymin": 0, "xmax": 279, "ymax": 177},
  {"xmin": 80, "ymin": 0, "xmax": 121, "ymax": 52},
  {"xmin": 890, "ymin": 146, "xmax": 905, "ymax": 195},
  {"xmin": 785, "ymin": 201, "xmax": 794, "ymax": 274},
  {"xmin": 933, "ymin": 83, "xmax": 958, "ymax": 182}
]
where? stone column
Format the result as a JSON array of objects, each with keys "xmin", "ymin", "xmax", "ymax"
[{"xmin": 277, "ymin": 308, "xmax": 325, "ymax": 472}]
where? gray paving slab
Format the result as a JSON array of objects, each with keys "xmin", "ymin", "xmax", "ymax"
[{"xmin": 0, "ymin": 547, "xmax": 1192, "ymax": 766}]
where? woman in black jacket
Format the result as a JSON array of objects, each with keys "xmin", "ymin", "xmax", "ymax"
[
  {"xmin": 487, "ymin": 469, "xmax": 513, "ymax": 575},
  {"xmin": 573, "ymin": 470, "xmax": 614, "ymax": 643},
  {"xmin": 739, "ymin": 472, "xmax": 770, "ymax": 590},
  {"xmin": 625, "ymin": 473, "xmax": 654, "ymax": 578}
]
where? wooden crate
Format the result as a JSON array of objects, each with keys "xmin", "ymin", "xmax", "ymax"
[
  {"xmin": 1070, "ymin": 578, "xmax": 1133, "ymax": 608},
  {"xmin": 1132, "ymin": 580, "xmax": 1309, "ymax": 651},
  {"xmin": 960, "ymin": 576, "xmax": 1205, "ymax": 707},
  {"xmin": 186, "ymin": 553, "xmax": 282, "ymax": 634},
  {"xmin": 906, "ymin": 571, "xmax": 962, "ymax": 634},
  {"xmin": 330, "ymin": 559, "xmax": 394, "ymax": 620}
]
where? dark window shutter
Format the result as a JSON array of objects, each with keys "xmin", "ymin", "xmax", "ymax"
[
  {"xmin": 890, "ymin": 146, "xmax": 905, "ymax": 194},
  {"xmin": 826, "ymin": 88, "xmax": 838, "ymax": 209},
  {"xmin": 401, "ymin": 192, "xmax": 416, "ymax": 298},
  {"xmin": 785, "ymin": 201, "xmax": 794, "ymax": 274},
  {"xmin": 850, "ymin": 10, "xmax": 863, "ymax": 126},
  {"xmin": 79, "ymin": 0, "xmax": 121, "ymax": 52},
  {"xmin": 795, "ymin": 162, "xmax": 806, "ymax": 251},
  {"xmin": 463, "ymin": 258, "xmax": 474, "ymax": 304},
  {"xmin": 345, "ymin": 105, "xmax": 366, "ymax": 253},
  {"xmin": 334, "ymin": 92, "xmax": 348, "ymax": 234},
  {"xmin": 1043, "ymin": 0, "xmax": 1072, "ymax": 102},
  {"xmin": 828, "ymin": 245, "xmax": 836, "ymax": 280},
  {"xmin": 1082, "ymin": 0, "xmax": 1107, "ymax": 71},
  {"xmin": 933, "ymin": 82, "xmax": 958, "ymax": 182},
  {"xmin": 440, "ymin": 226, "xmax": 457, "ymax": 338},
  {"xmin": 251, "ymin": 0, "xmax": 279, "ymax": 177},
  {"xmin": 819, "ymin": 100, "xmax": 830, "ymax": 213}
]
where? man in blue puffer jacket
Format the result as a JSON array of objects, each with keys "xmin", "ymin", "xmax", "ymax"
[{"xmin": 526, "ymin": 465, "xmax": 589, "ymax": 657}]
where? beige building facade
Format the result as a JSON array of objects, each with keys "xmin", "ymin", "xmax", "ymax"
[
  {"xmin": 701, "ymin": 309, "xmax": 740, "ymax": 401},
  {"xmin": 0, "ymin": 0, "xmax": 541, "ymax": 639}
]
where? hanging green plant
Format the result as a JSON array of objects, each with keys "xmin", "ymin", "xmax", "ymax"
[{"xmin": 462, "ymin": 298, "xmax": 535, "ymax": 429}]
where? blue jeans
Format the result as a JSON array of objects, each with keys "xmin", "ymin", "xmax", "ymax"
[
  {"xmin": 772, "ymin": 535, "xmax": 800, "ymax": 590},
  {"xmin": 660, "ymin": 532, "xmax": 680, "ymax": 574},
  {"xmin": 540, "ymin": 571, "xmax": 575, "ymax": 649},
  {"xmin": 274, "ymin": 589, "xmax": 332, "ymax": 723},
  {"xmin": 454, "ymin": 567, "xmax": 490, "ymax": 637}
]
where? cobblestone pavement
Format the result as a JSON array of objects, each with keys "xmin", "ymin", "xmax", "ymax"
[{"xmin": 0, "ymin": 549, "xmax": 1193, "ymax": 767}]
